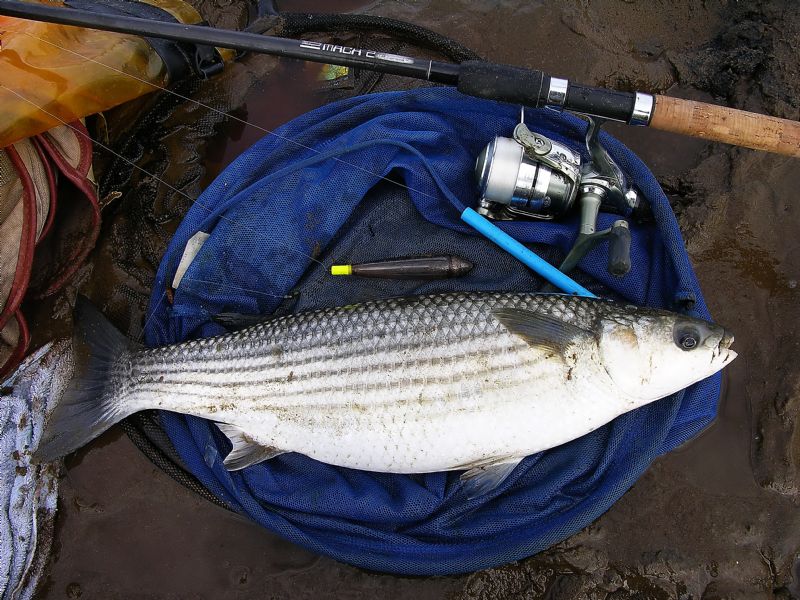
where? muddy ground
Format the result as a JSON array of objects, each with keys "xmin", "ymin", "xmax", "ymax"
[{"xmin": 28, "ymin": 0, "xmax": 800, "ymax": 598}]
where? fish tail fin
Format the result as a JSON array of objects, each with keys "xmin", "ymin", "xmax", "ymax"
[{"xmin": 34, "ymin": 297, "xmax": 141, "ymax": 463}]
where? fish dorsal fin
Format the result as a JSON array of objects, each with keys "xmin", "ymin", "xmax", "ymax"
[
  {"xmin": 493, "ymin": 307, "xmax": 596, "ymax": 357},
  {"xmin": 215, "ymin": 423, "xmax": 285, "ymax": 471}
]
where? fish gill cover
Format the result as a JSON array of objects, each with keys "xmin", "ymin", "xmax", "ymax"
[{"xmin": 145, "ymin": 87, "xmax": 720, "ymax": 575}]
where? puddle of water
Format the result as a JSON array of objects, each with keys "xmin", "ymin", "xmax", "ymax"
[
  {"xmin": 202, "ymin": 0, "xmax": 376, "ymax": 186},
  {"xmin": 44, "ymin": 431, "xmax": 327, "ymax": 598},
  {"xmin": 696, "ymin": 235, "xmax": 795, "ymax": 300},
  {"xmin": 666, "ymin": 367, "xmax": 762, "ymax": 499},
  {"xmin": 201, "ymin": 58, "xmax": 327, "ymax": 187}
]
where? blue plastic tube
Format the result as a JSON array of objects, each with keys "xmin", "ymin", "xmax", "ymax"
[{"xmin": 461, "ymin": 208, "xmax": 597, "ymax": 298}]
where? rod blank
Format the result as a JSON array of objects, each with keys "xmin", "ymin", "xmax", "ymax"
[{"xmin": 0, "ymin": 0, "xmax": 460, "ymax": 83}]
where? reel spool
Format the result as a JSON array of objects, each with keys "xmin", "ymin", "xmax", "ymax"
[{"xmin": 475, "ymin": 126, "xmax": 581, "ymax": 221}]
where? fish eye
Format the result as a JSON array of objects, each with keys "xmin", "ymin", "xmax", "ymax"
[{"xmin": 674, "ymin": 325, "xmax": 701, "ymax": 351}]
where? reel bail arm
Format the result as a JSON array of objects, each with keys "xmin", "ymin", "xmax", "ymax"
[{"xmin": 557, "ymin": 116, "xmax": 637, "ymax": 277}]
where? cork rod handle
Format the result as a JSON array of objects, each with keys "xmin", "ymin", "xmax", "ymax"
[{"xmin": 649, "ymin": 95, "xmax": 800, "ymax": 158}]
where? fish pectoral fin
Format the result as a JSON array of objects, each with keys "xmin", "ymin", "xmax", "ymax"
[
  {"xmin": 224, "ymin": 445, "xmax": 284, "ymax": 471},
  {"xmin": 458, "ymin": 457, "xmax": 524, "ymax": 498},
  {"xmin": 492, "ymin": 308, "xmax": 596, "ymax": 358},
  {"xmin": 215, "ymin": 423, "xmax": 285, "ymax": 471}
]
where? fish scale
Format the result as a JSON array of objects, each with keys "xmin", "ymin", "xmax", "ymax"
[{"xmin": 137, "ymin": 293, "xmax": 601, "ymax": 366}]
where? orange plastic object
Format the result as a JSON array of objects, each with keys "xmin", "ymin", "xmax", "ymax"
[{"xmin": 0, "ymin": 0, "xmax": 211, "ymax": 148}]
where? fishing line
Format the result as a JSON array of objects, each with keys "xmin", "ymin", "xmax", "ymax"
[
  {"xmin": 138, "ymin": 288, "xmax": 166, "ymax": 343},
  {"xmin": 0, "ymin": 82, "xmax": 325, "ymax": 267},
  {"xmin": 6, "ymin": 25, "xmax": 444, "ymax": 204},
  {"xmin": 0, "ymin": 22, "xmax": 480, "ymax": 342},
  {"xmin": 0, "ymin": 80, "xmax": 329, "ymax": 340},
  {"xmin": 180, "ymin": 278, "xmax": 294, "ymax": 299}
]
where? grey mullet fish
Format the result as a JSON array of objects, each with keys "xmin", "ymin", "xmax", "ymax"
[{"xmin": 36, "ymin": 292, "xmax": 736, "ymax": 495}]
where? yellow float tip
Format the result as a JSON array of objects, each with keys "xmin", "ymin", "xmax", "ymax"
[{"xmin": 330, "ymin": 264, "xmax": 352, "ymax": 276}]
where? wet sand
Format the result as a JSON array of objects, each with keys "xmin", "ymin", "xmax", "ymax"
[{"xmin": 34, "ymin": 1, "xmax": 800, "ymax": 598}]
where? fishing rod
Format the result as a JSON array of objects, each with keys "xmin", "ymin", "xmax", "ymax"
[{"xmin": 1, "ymin": 0, "xmax": 798, "ymax": 158}]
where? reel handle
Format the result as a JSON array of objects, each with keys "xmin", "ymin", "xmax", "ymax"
[
  {"xmin": 650, "ymin": 96, "xmax": 800, "ymax": 158},
  {"xmin": 559, "ymin": 218, "xmax": 631, "ymax": 278},
  {"xmin": 607, "ymin": 221, "xmax": 631, "ymax": 277}
]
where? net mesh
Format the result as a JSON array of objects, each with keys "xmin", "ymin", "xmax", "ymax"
[{"xmin": 142, "ymin": 87, "xmax": 721, "ymax": 575}]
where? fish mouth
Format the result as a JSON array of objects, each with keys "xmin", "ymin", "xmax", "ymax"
[{"xmin": 712, "ymin": 329, "xmax": 737, "ymax": 365}]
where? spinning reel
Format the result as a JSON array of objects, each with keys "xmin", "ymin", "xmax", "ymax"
[{"xmin": 475, "ymin": 112, "xmax": 648, "ymax": 277}]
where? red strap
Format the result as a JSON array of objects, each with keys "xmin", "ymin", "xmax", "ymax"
[
  {"xmin": 1, "ymin": 121, "xmax": 100, "ymax": 376},
  {"xmin": 0, "ymin": 145, "xmax": 37, "ymax": 333},
  {"xmin": 31, "ymin": 121, "xmax": 101, "ymax": 298},
  {"xmin": 31, "ymin": 136, "xmax": 58, "ymax": 241}
]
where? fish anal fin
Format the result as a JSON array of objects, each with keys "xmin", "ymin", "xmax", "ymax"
[
  {"xmin": 493, "ymin": 308, "xmax": 595, "ymax": 357},
  {"xmin": 459, "ymin": 457, "xmax": 524, "ymax": 498},
  {"xmin": 215, "ymin": 422, "xmax": 285, "ymax": 471}
]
